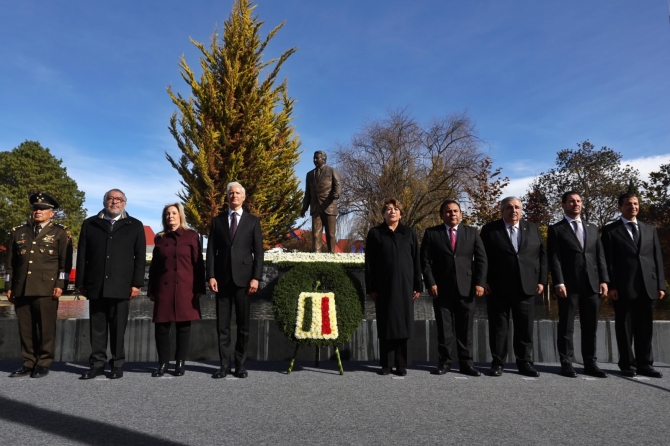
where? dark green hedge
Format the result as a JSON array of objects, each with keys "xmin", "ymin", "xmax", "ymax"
[{"xmin": 272, "ymin": 262, "xmax": 364, "ymax": 347}]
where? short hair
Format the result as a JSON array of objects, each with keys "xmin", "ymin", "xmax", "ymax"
[
  {"xmin": 439, "ymin": 199, "xmax": 461, "ymax": 214},
  {"xmin": 103, "ymin": 189, "xmax": 127, "ymax": 203},
  {"xmin": 159, "ymin": 203, "xmax": 189, "ymax": 236},
  {"xmin": 381, "ymin": 198, "xmax": 404, "ymax": 216},
  {"xmin": 561, "ymin": 191, "xmax": 582, "ymax": 204},
  {"xmin": 314, "ymin": 151, "xmax": 327, "ymax": 162},
  {"xmin": 226, "ymin": 182, "xmax": 246, "ymax": 196},
  {"xmin": 500, "ymin": 196, "xmax": 522, "ymax": 212},
  {"xmin": 618, "ymin": 192, "xmax": 638, "ymax": 207}
]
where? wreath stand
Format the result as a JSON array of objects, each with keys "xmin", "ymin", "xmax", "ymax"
[{"xmin": 287, "ymin": 345, "xmax": 344, "ymax": 375}]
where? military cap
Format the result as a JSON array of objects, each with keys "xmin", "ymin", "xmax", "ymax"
[{"xmin": 30, "ymin": 192, "xmax": 60, "ymax": 210}]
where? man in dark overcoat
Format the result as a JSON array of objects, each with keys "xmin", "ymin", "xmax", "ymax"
[
  {"xmin": 300, "ymin": 151, "xmax": 341, "ymax": 253},
  {"xmin": 421, "ymin": 199, "xmax": 487, "ymax": 376},
  {"xmin": 207, "ymin": 182, "xmax": 264, "ymax": 379},
  {"xmin": 548, "ymin": 191, "xmax": 609, "ymax": 378},
  {"xmin": 480, "ymin": 196, "xmax": 547, "ymax": 377},
  {"xmin": 5, "ymin": 192, "xmax": 70, "ymax": 378},
  {"xmin": 601, "ymin": 193, "xmax": 666, "ymax": 378},
  {"xmin": 76, "ymin": 189, "xmax": 146, "ymax": 379}
]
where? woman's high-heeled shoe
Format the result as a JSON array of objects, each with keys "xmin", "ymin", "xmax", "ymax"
[
  {"xmin": 152, "ymin": 363, "xmax": 168, "ymax": 377},
  {"xmin": 175, "ymin": 360, "xmax": 185, "ymax": 376}
]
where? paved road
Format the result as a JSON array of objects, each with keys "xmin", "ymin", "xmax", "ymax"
[{"xmin": 1, "ymin": 361, "xmax": 669, "ymax": 445}]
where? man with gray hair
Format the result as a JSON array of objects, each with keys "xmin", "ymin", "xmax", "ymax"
[
  {"xmin": 207, "ymin": 182, "xmax": 264, "ymax": 378},
  {"xmin": 76, "ymin": 189, "xmax": 146, "ymax": 379},
  {"xmin": 480, "ymin": 196, "xmax": 547, "ymax": 377}
]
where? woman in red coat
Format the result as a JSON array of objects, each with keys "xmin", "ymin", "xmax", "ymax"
[{"xmin": 148, "ymin": 203, "xmax": 205, "ymax": 377}]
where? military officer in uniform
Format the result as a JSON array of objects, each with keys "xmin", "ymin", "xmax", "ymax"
[{"xmin": 5, "ymin": 192, "xmax": 70, "ymax": 378}]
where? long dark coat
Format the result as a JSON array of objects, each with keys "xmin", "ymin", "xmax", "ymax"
[
  {"xmin": 365, "ymin": 223, "xmax": 423, "ymax": 340},
  {"xmin": 148, "ymin": 228, "xmax": 205, "ymax": 323},
  {"xmin": 75, "ymin": 211, "xmax": 146, "ymax": 299}
]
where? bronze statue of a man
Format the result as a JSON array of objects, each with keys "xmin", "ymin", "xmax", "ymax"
[{"xmin": 301, "ymin": 151, "xmax": 341, "ymax": 253}]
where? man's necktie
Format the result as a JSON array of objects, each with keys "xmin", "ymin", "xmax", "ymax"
[
  {"xmin": 572, "ymin": 220, "xmax": 585, "ymax": 249},
  {"xmin": 230, "ymin": 212, "xmax": 238, "ymax": 238},
  {"xmin": 629, "ymin": 222, "xmax": 639, "ymax": 247},
  {"xmin": 509, "ymin": 226, "xmax": 518, "ymax": 252},
  {"xmin": 34, "ymin": 225, "xmax": 41, "ymax": 238},
  {"xmin": 449, "ymin": 227, "xmax": 456, "ymax": 251}
]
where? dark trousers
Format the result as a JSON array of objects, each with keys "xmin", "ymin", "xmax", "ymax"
[
  {"xmin": 433, "ymin": 290, "xmax": 475, "ymax": 366},
  {"xmin": 215, "ymin": 282, "xmax": 250, "ymax": 369},
  {"xmin": 89, "ymin": 298, "xmax": 130, "ymax": 369},
  {"xmin": 312, "ymin": 211, "xmax": 337, "ymax": 253},
  {"xmin": 487, "ymin": 291, "xmax": 535, "ymax": 367},
  {"xmin": 557, "ymin": 292, "xmax": 601, "ymax": 365},
  {"xmin": 379, "ymin": 338, "xmax": 408, "ymax": 369},
  {"xmin": 154, "ymin": 321, "xmax": 192, "ymax": 364},
  {"xmin": 15, "ymin": 295, "xmax": 59, "ymax": 368},
  {"xmin": 612, "ymin": 296, "xmax": 655, "ymax": 370}
]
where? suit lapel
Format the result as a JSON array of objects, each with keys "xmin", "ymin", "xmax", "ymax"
[
  {"xmin": 518, "ymin": 220, "xmax": 528, "ymax": 251},
  {"xmin": 614, "ymin": 220, "xmax": 637, "ymax": 249},
  {"xmin": 557, "ymin": 219, "xmax": 582, "ymax": 250},
  {"xmin": 222, "ymin": 212, "xmax": 232, "ymax": 242},
  {"xmin": 439, "ymin": 225, "xmax": 452, "ymax": 253},
  {"xmin": 498, "ymin": 220, "xmax": 516, "ymax": 252}
]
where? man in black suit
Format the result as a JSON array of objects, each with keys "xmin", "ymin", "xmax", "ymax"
[
  {"xmin": 480, "ymin": 196, "xmax": 547, "ymax": 377},
  {"xmin": 548, "ymin": 191, "xmax": 609, "ymax": 378},
  {"xmin": 300, "ymin": 151, "xmax": 341, "ymax": 253},
  {"xmin": 601, "ymin": 193, "xmax": 665, "ymax": 378},
  {"xmin": 207, "ymin": 182, "xmax": 264, "ymax": 379},
  {"xmin": 421, "ymin": 199, "xmax": 488, "ymax": 376},
  {"xmin": 77, "ymin": 189, "xmax": 146, "ymax": 380}
]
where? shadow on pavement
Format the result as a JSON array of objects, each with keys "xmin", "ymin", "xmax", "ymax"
[{"xmin": 0, "ymin": 395, "xmax": 183, "ymax": 446}]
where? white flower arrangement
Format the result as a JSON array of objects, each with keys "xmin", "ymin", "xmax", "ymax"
[
  {"xmin": 294, "ymin": 292, "xmax": 339, "ymax": 340},
  {"xmin": 264, "ymin": 251, "xmax": 364, "ymax": 264}
]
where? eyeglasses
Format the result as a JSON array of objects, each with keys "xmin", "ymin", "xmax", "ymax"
[{"xmin": 105, "ymin": 197, "xmax": 126, "ymax": 203}]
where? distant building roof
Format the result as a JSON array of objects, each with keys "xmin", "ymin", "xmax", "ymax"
[{"xmin": 144, "ymin": 226, "xmax": 156, "ymax": 246}]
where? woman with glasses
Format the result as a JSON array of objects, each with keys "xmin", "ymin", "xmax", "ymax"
[
  {"xmin": 147, "ymin": 203, "xmax": 205, "ymax": 377},
  {"xmin": 365, "ymin": 198, "xmax": 423, "ymax": 376}
]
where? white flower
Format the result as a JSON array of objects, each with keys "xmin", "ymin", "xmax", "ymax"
[{"xmin": 265, "ymin": 251, "xmax": 364, "ymax": 264}]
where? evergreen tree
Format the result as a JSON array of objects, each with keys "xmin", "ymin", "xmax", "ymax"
[
  {"xmin": 167, "ymin": 0, "xmax": 303, "ymax": 246},
  {"xmin": 0, "ymin": 140, "xmax": 86, "ymax": 248}
]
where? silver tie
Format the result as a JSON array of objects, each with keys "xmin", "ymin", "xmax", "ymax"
[
  {"xmin": 509, "ymin": 226, "xmax": 518, "ymax": 252},
  {"xmin": 572, "ymin": 220, "xmax": 584, "ymax": 249}
]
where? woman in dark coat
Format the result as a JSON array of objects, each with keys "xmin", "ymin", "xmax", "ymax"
[
  {"xmin": 365, "ymin": 198, "xmax": 423, "ymax": 376},
  {"xmin": 148, "ymin": 203, "xmax": 205, "ymax": 377}
]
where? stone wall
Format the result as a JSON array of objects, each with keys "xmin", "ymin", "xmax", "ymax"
[{"xmin": 1, "ymin": 318, "xmax": 669, "ymax": 364}]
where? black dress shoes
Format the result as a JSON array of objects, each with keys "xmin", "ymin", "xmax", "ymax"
[
  {"xmin": 620, "ymin": 368, "xmax": 637, "ymax": 378},
  {"xmin": 460, "ymin": 365, "xmax": 481, "ymax": 377},
  {"xmin": 584, "ymin": 364, "xmax": 608, "ymax": 378},
  {"xmin": 637, "ymin": 367, "xmax": 663, "ymax": 378},
  {"xmin": 236, "ymin": 368, "xmax": 248, "ymax": 379},
  {"xmin": 378, "ymin": 367, "xmax": 391, "ymax": 376},
  {"xmin": 109, "ymin": 367, "xmax": 124, "ymax": 379},
  {"xmin": 152, "ymin": 363, "xmax": 168, "ymax": 377},
  {"xmin": 9, "ymin": 365, "xmax": 33, "ymax": 378},
  {"xmin": 31, "ymin": 366, "xmax": 49, "ymax": 378},
  {"xmin": 560, "ymin": 364, "xmax": 578, "ymax": 378},
  {"xmin": 395, "ymin": 367, "xmax": 408, "ymax": 377},
  {"xmin": 212, "ymin": 367, "xmax": 230, "ymax": 379},
  {"xmin": 518, "ymin": 363, "xmax": 540, "ymax": 377},
  {"xmin": 435, "ymin": 363, "xmax": 450, "ymax": 375},
  {"xmin": 490, "ymin": 365, "xmax": 503, "ymax": 377},
  {"xmin": 80, "ymin": 367, "xmax": 105, "ymax": 380},
  {"xmin": 175, "ymin": 360, "xmax": 186, "ymax": 376}
]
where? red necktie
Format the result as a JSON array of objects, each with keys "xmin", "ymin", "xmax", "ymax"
[{"xmin": 450, "ymin": 227, "xmax": 456, "ymax": 251}]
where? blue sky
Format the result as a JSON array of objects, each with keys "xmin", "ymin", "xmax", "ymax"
[{"xmin": 2, "ymin": 0, "xmax": 669, "ymax": 231}]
